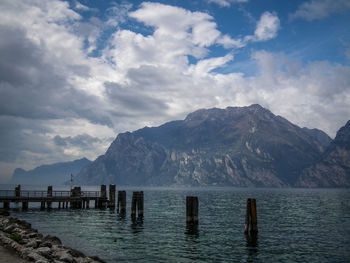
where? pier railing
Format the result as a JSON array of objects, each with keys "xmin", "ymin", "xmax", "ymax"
[{"xmin": 0, "ymin": 190, "xmax": 101, "ymax": 198}]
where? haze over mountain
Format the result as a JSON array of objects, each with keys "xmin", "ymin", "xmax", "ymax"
[
  {"xmin": 9, "ymin": 158, "xmax": 91, "ymax": 185},
  {"xmin": 74, "ymin": 104, "xmax": 346, "ymax": 187}
]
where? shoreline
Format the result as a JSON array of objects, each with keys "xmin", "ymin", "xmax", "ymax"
[{"xmin": 0, "ymin": 209, "xmax": 106, "ymax": 263}]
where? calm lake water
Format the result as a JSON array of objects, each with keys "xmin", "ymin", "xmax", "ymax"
[{"xmin": 4, "ymin": 186, "xmax": 350, "ymax": 262}]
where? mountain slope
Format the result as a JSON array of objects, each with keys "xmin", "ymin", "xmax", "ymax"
[
  {"xmin": 298, "ymin": 120, "xmax": 350, "ymax": 187},
  {"xmin": 76, "ymin": 104, "xmax": 327, "ymax": 187},
  {"xmin": 9, "ymin": 158, "xmax": 91, "ymax": 185}
]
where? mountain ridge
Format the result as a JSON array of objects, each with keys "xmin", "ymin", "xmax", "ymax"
[
  {"xmin": 76, "ymin": 104, "xmax": 343, "ymax": 187},
  {"xmin": 9, "ymin": 157, "xmax": 91, "ymax": 185}
]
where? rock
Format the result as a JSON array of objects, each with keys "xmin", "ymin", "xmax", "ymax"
[
  {"xmin": 75, "ymin": 258, "xmax": 93, "ymax": 263},
  {"xmin": 89, "ymin": 256, "xmax": 107, "ymax": 263},
  {"xmin": 36, "ymin": 246, "xmax": 52, "ymax": 258},
  {"xmin": 68, "ymin": 248, "xmax": 86, "ymax": 258},
  {"xmin": 1, "ymin": 215, "xmax": 104, "ymax": 263},
  {"xmin": 42, "ymin": 235, "xmax": 62, "ymax": 245},
  {"xmin": 0, "ymin": 209, "xmax": 10, "ymax": 216},
  {"xmin": 54, "ymin": 250, "xmax": 74, "ymax": 263},
  {"xmin": 4, "ymin": 224, "xmax": 16, "ymax": 233},
  {"xmin": 26, "ymin": 251, "xmax": 48, "ymax": 262},
  {"xmin": 25, "ymin": 239, "xmax": 39, "ymax": 248},
  {"xmin": 27, "ymin": 232, "xmax": 40, "ymax": 239},
  {"xmin": 40, "ymin": 241, "xmax": 52, "ymax": 248}
]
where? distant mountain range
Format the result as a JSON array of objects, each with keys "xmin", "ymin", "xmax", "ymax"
[
  {"xmin": 9, "ymin": 158, "xmax": 91, "ymax": 185},
  {"xmin": 73, "ymin": 104, "xmax": 349, "ymax": 187},
  {"xmin": 11, "ymin": 105, "xmax": 349, "ymax": 187}
]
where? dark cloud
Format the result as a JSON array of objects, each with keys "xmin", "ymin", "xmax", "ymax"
[
  {"xmin": 54, "ymin": 134, "xmax": 102, "ymax": 149},
  {"xmin": 105, "ymin": 80, "xmax": 169, "ymax": 113},
  {"xmin": 0, "ymin": 25, "xmax": 112, "ymax": 127},
  {"xmin": 0, "ymin": 117, "xmax": 52, "ymax": 163}
]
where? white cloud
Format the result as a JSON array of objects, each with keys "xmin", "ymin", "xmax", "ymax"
[
  {"xmin": 250, "ymin": 11, "xmax": 280, "ymax": 41},
  {"xmin": 74, "ymin": 1, "xmax": 90, "ymax": 11},
  {"xmin": 290, "ymin": 0, "xmax": 350, "ymax": 21},
  {"xmin": 129, "ymin": 2, "xmax": 220, "ymax": 48},
  {"xmin": 207, "ymin": 0, "xmax": 249, "ymax": 8},
  {"xmin": 217, "ymin": 34, "xmax": 246, "ymax": 48},
  {"xmin": 106, "ymin": 2, "xmax": 133, "ymax": 27}
]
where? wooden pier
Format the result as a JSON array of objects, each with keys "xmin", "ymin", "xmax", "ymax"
[{"xmin": 0, "ymin": 185, "xmax": 109, "ymax": 210}]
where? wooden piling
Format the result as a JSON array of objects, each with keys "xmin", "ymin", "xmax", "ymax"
[
  {"xmin": 117, "ymin": 191, "xmax": 126, "ymax": 213},
  {"xmin": 15, "ymin": 185, "xmax": 21, "ymax": 198},
  {"xmin": 98, "ymin": 185, "xmax": 107, "ymax": 208},
  {"xmin": 138, "ymin": 191, "xmax": 144, "ymax": 217},
  {"xmin": 108, "ymin": 185, "xmax": 116, "ymax": 208},
  {"xmin": 40, "ymin": 201, "xmax": 45, "ymax": 210},
  {"xmin": 186, "ymin": 196, "xmax": 198, "ymax": 225},
  {"xmin": 244, "ymin": 198, "xmax": 258, "ymax": 235},
  {"xmin": 22, "ymin": 201, "xmax": 28, "ymax": 210},
  {"xmin": 100, "ymin": 185, "xmax": 106, "ymax": 198},
  {"xmin": 3, "ymin": 202, "xmax": 9, "ymax": 209},
  {"xmin": 47, "ymin": 186, "xmax": 52, "ymax": 209},
  {"xmin": 131, "ymin": 192, "xmax": 137, "ymax": 219},
  {"xmin": 131, "ymin": 191, "xmax": 144, "ymax": 219}
]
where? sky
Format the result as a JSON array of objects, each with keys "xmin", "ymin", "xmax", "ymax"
[{"xmin": 0, "ymin": 0, "xmax": 350, "ymax": 182}]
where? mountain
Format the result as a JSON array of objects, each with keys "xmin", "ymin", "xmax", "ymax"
[
  {"xmin": 9, "ymin": 158, "xmax": 92, "ymax": 185},
  {"xmin": 76, "ymin": 104, "xmax": 329, "ymax": 187},
  {"xmin": 302, "ymin": 127, "xmax": 332, "ymax": 148},
  {"xmin": 297, "ymin": 120, "xmax": 350, "ymax": 187}
]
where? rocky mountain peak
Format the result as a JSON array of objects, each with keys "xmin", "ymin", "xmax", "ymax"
[
  {"xmin": 333, "ymin": 120, "xmax": 350, "ymax": 149},
  {"xmin": 75, "ymin": 105, "xmax": 336, "ymax": 187}
]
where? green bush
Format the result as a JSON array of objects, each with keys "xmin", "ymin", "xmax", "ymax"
[{"xmin": 10, "ymin": 233, "xmax": 22, "ymax": 243}]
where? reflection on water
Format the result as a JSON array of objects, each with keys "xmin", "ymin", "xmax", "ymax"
[
  {"xmin": 117, "ymin": 211, "xmax": 126, "ymax": 221},
  {"xmin": 245, "ymin": 233, "xmax": 258, "ymax": 249},
  {"xmin": 7, "ymin": 187, "xmax": 350, "ymax": 263},
  {"xmin": 185, "ymin": 223, "xmax": 199, "ymax": 237},
  {"xmin": 131, "ymin": 217, "xmax": 144, "ymax": 234}
]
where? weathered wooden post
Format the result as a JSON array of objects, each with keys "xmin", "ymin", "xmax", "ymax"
[
  {"xmin": 70, "ymin": 186, "xmax": 80, "ymax": 208},
  {"xmin": 138, "ymin": 191, "xmax": 144, "ymax": 217},
  {"xmin": 77, "ymin": 187, "xmax": 82, "ymax": 208},
  {"xmin": 3, "ymin": 202, "xmax": 10, "ymax": 209},
  {"xmin": 47, "ymin": 186, "xmax": 52, "ymax": 209},
  {"xmin": 40, "ymin": 201, "xmax": 45, "ymax": 210},
  {"xmin": 108, "ymin": 185, "xmax": 116, "ymax": 208},
  {"xmin": 186, "ymin": 196, "xmax": 198, "ymax": 225},
  {"xmin": 131, "ymin": 192, "xmax": 137, "ymax": 219},
  {"xmin": 117, "ymin": 191, "xmax": 126, "ymax": 213},
  {"xmin": 244, "ymin": 198, "xmax": 258, "ymax": 235},
  {"xmin": 131, "ymin": 191, "xmax": 144, "ymax": 219},
  {"xmin": 98, "ymin": 185, "xmax": 107, "ymax": 208},
  {"xmin": 15, "ymin": 185, "xmax": 21, "ymax": 198},
  {"xmin": 22, "ymin": 201, "xmax": 28, "ymax": 210}
]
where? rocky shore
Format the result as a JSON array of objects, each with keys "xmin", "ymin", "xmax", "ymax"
[{"xmin": 0, "ymin": 210, "xmax": 106, "ymax": 263}]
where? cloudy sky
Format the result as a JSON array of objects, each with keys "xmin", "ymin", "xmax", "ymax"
[{"xmin": 0, "ymin": 0, "xmax": 349, "ymax": 182}]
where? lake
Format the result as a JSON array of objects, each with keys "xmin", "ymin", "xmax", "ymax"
[{"xmin": 6, "ymin": 186, "xmax": 350, "ymax": 262}]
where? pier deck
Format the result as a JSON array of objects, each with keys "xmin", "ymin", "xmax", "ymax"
[{"xmin": 0, "ymin": 185, "xmax": 112, "ymax": 209}]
